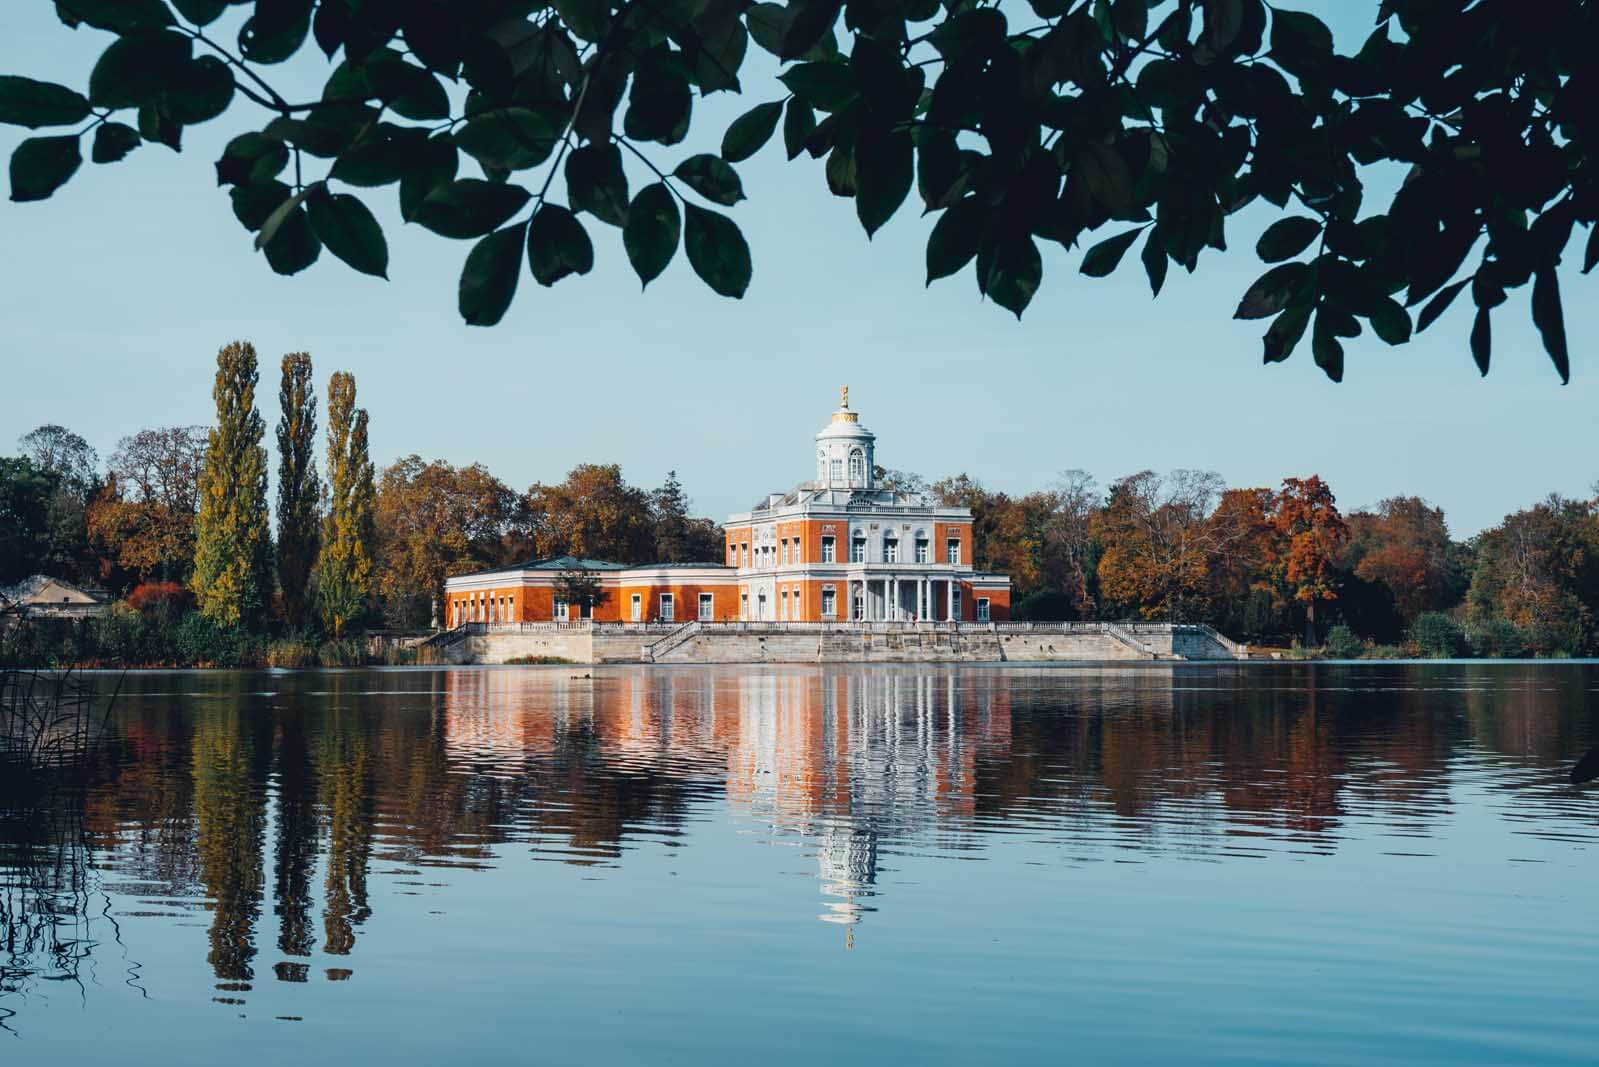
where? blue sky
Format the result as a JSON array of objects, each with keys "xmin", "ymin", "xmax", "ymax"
[{"xmin": 1, "ymin": 3, "xmax": 1592, "ymax": 537}]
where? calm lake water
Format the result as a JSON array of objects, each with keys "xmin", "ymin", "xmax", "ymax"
[{"xmin": 3, "ymin": 663, "xmax": 1598, "ymax": 1063}]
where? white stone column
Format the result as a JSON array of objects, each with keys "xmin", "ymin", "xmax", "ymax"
[{"xmin": 947, "ymin": 579, "xmax": 955, "ymax": 622}]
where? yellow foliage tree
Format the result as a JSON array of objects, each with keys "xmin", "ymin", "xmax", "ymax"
[
  {"xmin": 318, "ymin": 372, "xmax": 375, "ymax": 637},
  {"xmin": 191, "ymin": 342, "xmax": 271, "ymax": 628}
]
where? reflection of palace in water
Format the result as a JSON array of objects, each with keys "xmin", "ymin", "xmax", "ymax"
[{"xmin": 9, "ymin": 662, "xmax": 1584, "ymax": 1015}]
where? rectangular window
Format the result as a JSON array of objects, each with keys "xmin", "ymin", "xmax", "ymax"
[
  {"xmin": 977, "ymin": 597, "xmax": 990, "ymax": 622},
  {"xmin": 821, "ymin": 536, "xmax": 835, "ymax": 563},
  {"xmin": 660, "ymin": 593, "xmax": 674, "ymax": 622},
  {"xmin": 850, "ymin": 538, "xmax": 864, "ymax": 563},
  {"xmin": 740, "ymin": 593, "xmax": 748, "ymax": 620},
  {"xmin": 947, "ymin": 538, "xmax": 961, "ymax": 565},
  {"xmin": 507, "ymin": 595, "xmax": 514, "ymax": 621},
  {"xmin": 952, "ymin": 588, "xmax": 961, "ymax": 619},
  {"xmin": 780, "ymin": 540, "xmax": 788, "ymax": 565},
  {"xmin": 780, "ymin": 589, "xmax": 789, "ymax": 619},
  {"xmin": 553, "ymin": 598, "xmax": 567, "ymax": 622},
  {"xmin": 884, "ymin": 539, "xmax": 899, "ymax": 563},
  {"xmin": 729, "ymin": 545, "xmax": 737, "ymax": 565},
  {"xmin": 741, "ymin": 544, "xmax": 749, "ymax": 566},
  {"xmin": 631, "ymin": 594, "xmax": 642, "ymax": 622},
  {"xmin": 792, "ymin": 539, "xmax": 802, "ymax": 563},
  {"xmin": 699, "ymin": 593, "xmax": 713, "ymax": 621},
  {"xmin": 821, "ymin": 587, "xmax": 836, "ymax": 618},
  {"xmin": 915, "ymin": 539, "xmax": 929, "ymax": 563}
]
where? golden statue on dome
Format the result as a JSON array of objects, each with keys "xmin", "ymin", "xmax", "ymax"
[{"xmin": 841, "ymin": 385, "xmax": 849, "ymax": 408}]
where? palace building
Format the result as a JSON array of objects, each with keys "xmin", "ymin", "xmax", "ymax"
[{"xmin": 442, "ymin": 391, "xmax": 1011, "ymax": 627}]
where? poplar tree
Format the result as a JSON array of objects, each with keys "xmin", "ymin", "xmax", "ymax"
[
  {"xmin": 319, "ymin": 372, "xmax": 375, "ymax": 637},
  {"xmin": 275, "ymin": 353, "xmax": 320, "ymax": 628},
  {"xmin": 192, "ymin": 341, "xmax": 271, "ymax": 629}
]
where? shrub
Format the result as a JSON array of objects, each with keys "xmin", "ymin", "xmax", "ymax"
[
  {"xmin": 1323, "ymin": 624, "xmax": 1363, "ymax": 660},
  {"xmin": 127, "ymin": 582, "xmax": 192, "ymax": 616},
  {"xmin": 173, "ymin": 612, "xmax": 239, "ymax": 667},
  {"xmin": 1410, "ymin": 612, "xmax": 1466, "ymax": 659},
  {"xmin": 1467, "ymin": 617, "xmax": 1533, "ymax": 659},
  {"xmin": 266, "ymin": 637, "xmax": 315, "ymax": 668},
  {"xmin": 317, "ymin": 638, "xmax": 365, "ymax": 667}
]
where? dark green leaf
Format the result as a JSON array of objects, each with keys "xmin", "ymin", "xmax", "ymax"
[
  {"xmin": 9, "ymin": 135, "xmax": 81, "ymax": 202},
  {"xmin": 1080, "ymin": 227, "xmax": 1142, "ymax": 278},
  {"xmin": 1110, "ymin": 0, "xmax": 1147, "ymax": 39},
  {"xmin": 1262, "ymin": 302, "xmax": 1311, "ymax": 363},
  {"xmin": 683, "ymin": 203, "xmax": 751, "ymax": 297},
  {"xmin": 459, "ymin": 224, "xmax": 526, "ymax": 325},
  {"xmin": 1415, "ymin": 278, "xmax": 1466, "ymax": 333},
  {"xmin": 413, "ymin": 179, "xmax": 532, "ymax": 239},
  {"xmin": 551, "ymin": 0, "xmax": 609, "ymax": 43},
  {"xmin": 1074, "ymin": 142, "xmax": 1133, "ymax": 217},
  {"xmin": 230, "ymin": 179, "xmax": 291, "ymax": 231},
  {"xmin": 690, "ymin": 0, "xmax": 748, "ymax": 93},
  {"xmin": 333, "ymin": 123, "xmax": 426, "ymax": 187},
  {"xmin": 915, "ymin": 131, "xmax": 962, "ymax": 211},
  {"xmin": 239, "ymin": 0, "xmax": 313, "ymax": 65},
  {"xmin": 216, "ymin": 132, "xmax": 289, "ymax": 186},
  {"xmin": 1470, "ymin": 306, "xmax": 1490, "ymax": 376},
  {"xmin": 1141, "ymin": 227, "xmax": 1168, "ymax": 296},
  {"xmin": 625, "ymin": 62, "xmax": 693, "ymax": 144},
  {"xmin": 782, "ymin": 98, "xmax": 816, "ymax": 160},
  {"xmin": 167, "ymin": 56, "xmax": 234, "ymax": 124},
  {"xmin": 171, "ymin": 0, "xmax": 228, "ymax": 26},
  {"xmin": 1269, "ymin": 9, "xmax": 1333, "ymax": 73},
  {"xmin": 1584, "ymin": 226, "xmax": 1597, "ymax": 275},
  {"xmin": 722, "ymin": 101, "xmax": 783, "ymax": 163},
  {"xmin": 455, "ymin": 108, "xmax": 559, "ymax": 171},
  {"xmin": 1367, "ymin": 296, "xmax": 1411, "ymax": 345},
  {"xmin": 1234, "ymin": 263, "xmax": 1308, "ymax": 319},
  {"xmin": 307, "ymin": 188, "xmax": 388, "ymax": 278},
  {"xmin": 855, "ymin": 131, "xmax": 912, "ymax": 238},
  {"xmin": 926, "ymin": 198, "xmax": 984, "ymax": 284},
  {"xmin": 1312, "ymin": 311, "xmax": 1344, "ymax": 382},
  {"xmin": 89, "ymin": 30, "xmax": 193, "ymax": 109},
  {"xmin": 367, "ymin": 56, "xmax": 450, "ymax": 120},
  {"xmin": 399, "ymin": 134, "xmax": 458, "ymax": 221},
  {"xmin": 527, "ymin": 205, "xmax": 595, "ymax": 287},
  {"xmin": 778, "ymin": 63, "xmax": 858, "ymax": 112},
  {"xmin": 262, "ymin": 206, "xmax": 322, "ymax": 275},
  {"xmin": 1255, "ymin": 216, "xmax": 1320, "ymax": 262},
  {"xmin": 255, "ymin": 182, "xmax": 318, "ymax": 250},
  {"xmin": 91, "ymin": 122, "xmax": 142, "ymax": 164},
  {"xmin": 979, "ymin": 232, "xmax": 1042, "ymax": 319},
  {"xmin": 566, "ymin": 144, "xmax": 630, "ymax": 226},
  {"xmin": 622, "ymin": 182, "xmax": 680, "ymax": 288},
  {"xmin": 137, "ymin": 104, "xmax": 181, "ymax": 150},
  {"xmin": 266, "ymin": 102, "xmax": 377, "ymax": 158},
  {"xmin": 674, "ymin": 153, "xmax": 744, "ymax": 207},
  {"xmin": 780, "ymin": 0, "xmax": 843, "ymax": 61},
  {"xmin": 59, "ymin": 0, "xmax": 174, "ymax": 33},
  {"xmin": 1531, "ymin": 268, "xmax": 1569, "ymax": 383},
  {"xmin": 0, "ymin": 77, "xmax": 90, "ymax": 129}
]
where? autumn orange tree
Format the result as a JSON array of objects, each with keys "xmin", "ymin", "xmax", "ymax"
[
  {"xmin": 1094, "ymin": 469, "xmax": 1222, "ymax": 620},
  {"xmin": 4, "ymin": 1, "xmax": 1595, "ymax": 380},
  {"xmin": 85, "ymin": 426, "xmax": 208, "ymax": 588},
  {"xmin": 1268, "ymin": 475, "xmax": 1349, "ymax": 645},
  {"xmin": 1343, "ymin": 496, "xmax": 1462, "ymax": 621}
]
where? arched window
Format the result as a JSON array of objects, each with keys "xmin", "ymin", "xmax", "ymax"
[{"xmin": 848, "ymin": 449, "xmax": 864, "ymax": 483}]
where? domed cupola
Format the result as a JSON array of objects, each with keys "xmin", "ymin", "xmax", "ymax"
[{"xmin": 815, "ymin": 386, "xmax": 875, "ymax": 489}]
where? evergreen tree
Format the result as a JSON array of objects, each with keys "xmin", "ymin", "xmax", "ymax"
[
  {"xmin": 319, "ymin": 372, "xmax": 375, "ymax": 637},
  {"xmin": 192, "ymin": 342, "xmax": 271, "ymax": 628},
  {"xmin": 275, "ymin": 353, "xmax": 321, "ymax": 628},
  {"xmin": 651, "ymin": 471, "xmax": 690, "ymax": 563}
]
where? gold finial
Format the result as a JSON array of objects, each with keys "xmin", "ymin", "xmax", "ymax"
[{"xmin": 841, "ymin": 385, "xmax": 849, "ymax": 409}]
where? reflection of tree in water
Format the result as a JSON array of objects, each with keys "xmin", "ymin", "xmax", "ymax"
[
  {"xmin": 319, "ymin": 713, "xmax": 373, "ymax": 957},
  {"xmin": 273, "ymin": 697, "xmax": 318, "ymax": 963},
  {"xmin": 191, "ymin": 696, "xmax": 270, "ymax": 988}
]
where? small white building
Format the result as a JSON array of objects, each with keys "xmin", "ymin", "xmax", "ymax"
[{"xmin": 0, "ymin": 575, "xmax": 109, "ymax": 619}]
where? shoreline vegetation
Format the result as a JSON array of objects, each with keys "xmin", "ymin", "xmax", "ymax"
[{"xmin": 5, "ymin": 344, "xmax": 1599, "ymax": 671}]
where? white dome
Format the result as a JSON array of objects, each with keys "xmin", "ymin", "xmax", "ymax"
[{"xmin": 814, "ymin": 388, "xmax": 875, "ymax": 488}]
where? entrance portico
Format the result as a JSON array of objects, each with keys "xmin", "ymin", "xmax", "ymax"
[{"xmin": 846, "ymin": 576, "xmax": 961, "ymax": 621}]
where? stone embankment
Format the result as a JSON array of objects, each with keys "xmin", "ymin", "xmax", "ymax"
[{"xmin": 420, "ymin": 622, "xmax": 1248, "ymax": 665}]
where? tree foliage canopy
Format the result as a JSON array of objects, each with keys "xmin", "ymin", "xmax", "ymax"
[{"xmin": 6, "ymin": 0, "xmax": 1595, "ymax": 379}]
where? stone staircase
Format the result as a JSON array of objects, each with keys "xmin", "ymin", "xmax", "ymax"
[{"xmin": 641, "ymin": 621, "xmax": 701, "ymax": 662}]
